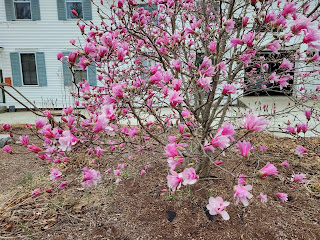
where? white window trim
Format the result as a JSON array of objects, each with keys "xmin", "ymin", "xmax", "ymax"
[
  {"xmin": 65, "ymin": 0, "xmax": 83, "ymax": 20},
  {"xmin": 19, "ymin": 52, "xmax": 39, "ymax": 87},
  {"xmin": 14, "ymin": 0, "xmax": 32, "ymax": 21}
]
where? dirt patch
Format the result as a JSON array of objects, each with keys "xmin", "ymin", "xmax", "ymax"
[{"xmin": 0, "ymin": 131, "xmax": 320, "ymax": 239}]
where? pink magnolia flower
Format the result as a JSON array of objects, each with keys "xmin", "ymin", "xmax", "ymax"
[
  {"xmin": 172, "ymin": 79, "xmax": 182, "ymax": 91},
  {"xmin": 241, "ymin": 113, "xmax": 269, "ymax": 132},
  {"xmin": 225, "ymin": 19, "xmax": 235, "ymax": 32},
  {"xmin": 292, "ymin": 173, "xmax": 308, "ymax": 183},
  {"xmin": 281, "ymin": 160, "xmax": 290, "ymax": 167},
  {"xmin": 94, "ymin": 146, "xmax": 104, "ymax": 157},
  {"xmin": 71, "ymin": 9, "xmax": 78, "ymax": 16},
  {"xmin": 2, "ymin": 123, "xmax": 11, "ymax": 130},
  {"xmin": 242, "ymin": 16, "xmax": 249, "ymax": 27},
  {"xmin": 168, "ymin": 90, "xmax": 183, "ymax": 107},
  {"xmin": 259, "ymin": 162, "xmax": 278, "ymax": 179},
  {"xmin": 57, "ymin": 52, "xmax": 64, "ymax": 60},
  {"xmin": 27, "ymin": 144, "xmax": 43, "ymax": 153},
  {"xmin": 236, "ymin": 140, "xmax": 253, "ymax": 157},
  {"xmin": 268, "ymin": 40, "xmax": 281, "ymax": 54},
  {"xmin": 259, "ymin": 145, "xmax": 267, "ymax": 152},
  {"xmin": 242, "ymin": 31, "xmax": 255, "ymax": 47},
  {"xmin": 296, "ymin": 145, "xmax": 307, "ymax": 156},
  {"xmin": 222, "ymin": 84, "xmax": 236, "ymax": 95},
  {"xmin": 303, "ymin": 29, "xmax": 320, "ymax": 45},
  {"xmin": 279, "ymin": 58, "xmax": 293, "ymax": 70},
  {"xmin": 18, "ymin": 135, "xmax": 29, "ymax": 145},
  {"xmin": 81, "ymin": 167, "xmax": 101, "ymax": 188},
  {"xmin": 233, "ymin": 185, "xmax": 253, "ymax": 206},
  {"xmin": 167, "ymin": 157, "xmax": 184, "ymax": 170},
  {"xmin": 167, "ymin": 170, "xmax": 183, "ymax": 192},
  {"xmin": 197, "ymin": 76, "xmax": 212, "ymax": 92},
  {"xmin": 238, "ymin": 174, "xmax": 246, "ymax": 185},
  {"xmin": 114, "ymin": 169, "xmax": 121, "ymax": 176},
  {"xmin": 172, "ymin": 59, "xmax": 181, "ymax": 72},
  {"xmin": 305, "ymin": 109, "xmax": 311, "ymax": 120},
  {"xmin": 259, "ymin": 193, "xmax": 268, "ymax": 203},
  {"xmin": 68, "ymin": 51, "xmax": 78, "ymax": 63},
  {"xmin": 164, "ymin": 143, "xmax": 179, "ymax": 158},
  {"xmin": 32, "ymin": 189, "xmax": 41, "ymax": 196},
  {"xmin": 206, "ymin": 196, "xmax": 230, "ymax": 220},
  {"xmin": 181, "ymin": 168, "xmax": 197, "ymax": 185},
  {"xmin": 59, "ymin": 130, "xmax": 78, "ymax": 151},
  {"xmin": 230, "ymin": 38, "xmax": 243, "ymax": 47},
  {"xmin": 2, "ymin": 145, "xmax": 12, "ymax": 153},
  {"xmin": 290, "ymin": 16, "xmax": 313, "ymax": 34},
  {"xmin": 276, "ymin": 193, "xmax": 288, "ymax": 203},
  {"xmin": 140, "ymin": 169, "xmax": 146, "ymax": 175},
  {"xmin": 208, "ymin": 41, "xmax": 217, "ymax": 53},
  {"xmin": 50, "ymin": 168, "xmax": 62, "ymax": 181},
  {"xmin": 281, "ymin": 2, "xmax": 296, "ymax": 16},
  {"xmin": 211, "ymin": 135, "xmax": 230, "ymax": 149},
  {"xmin": 285, "ymin": 125, "xmax": 295, "ymax": 133},
  {"xmin": 35, "ymin": 118, "xmax": 47, "ymax": 129},
  {"xmin": 58, "ymin": 181, "xmax": 67, "ymax": 190},
  {"xmin": 296, "ymin": 123, "xmax": 308, "ymax": 133}
]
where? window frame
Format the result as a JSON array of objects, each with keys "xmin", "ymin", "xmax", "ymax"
[
  {"xmin": 14, "ymin": 0, "xmax": 32, "ymax": 21},
  {"xmin": 73, "ymin": 68, "xmax": 88, "ymax": 85},
  {"xmin": 65, "ymin": 0, "xmax": 83, "ymax": 20},
  {"xmin": 19, "ymin": 52, "xmax": 39, "ymax": 86}
]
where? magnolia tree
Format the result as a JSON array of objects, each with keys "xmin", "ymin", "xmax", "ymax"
[{"xmin": 2, "ymin": 0, "xmax": 320, "ymax": 220}]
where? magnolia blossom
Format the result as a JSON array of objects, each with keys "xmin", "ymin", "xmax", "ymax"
[
  {"xmin": 81, "ymin": 167, "xmax": 101, "ymax": 188},
  {"xmin": 276, "ymin": 193, "xmax": 288, "ymax": 203},
  {"xmin": 241, "ymin": 113, "xmax": 269, "ymax": 132},
  {"xmin": 2, "ymin": 145, "xmax": 12, "ymax": 153},
  {"xmin": 181, "ymin": 168, "xmax": 198, "ymax": 185},
  {"xmin": 32, "ymin": 189, "xmax": 41, "ymax": 196},
  {"xmin": 197, "ymin": 76, "xmax": 212, "ymax": 92},
  {"xmin": 279, "ymin": 58, "xmax": 293, "ymax": 70},
  {"xmin": 236, "ymin": 140, "xmax": 253, "ymax": 157},
  {"xmin": 234, "ymin": 185, "xmax": 253, "ymax": 206},
  {"xmin": 295, "ymin": 145, "xmax": 307, "ymax": 156},
  {"xmin": 35, "ymin": 118, "xmax": 47, "ymax": 129},
  {"xmin": 225, "ymin": 19, "xmax": 235, "ymax": 32},
  {"xmin": 50, "ymin": 168, "xmax": 62, "ymax": 181},
  {"xmin": 292, "ymin": 173, "xmax": 308, "ymax": 183},
  {"xmin": 167, "ymin": 170, "xmax": 183, "ymax": 192},
  {"xmin": 206, "ymin": 197, "xmax": 230, "ymax": 220},
  {"xmin": 305, "ymin": 109, "xmax": 311, "ymax": 120},
  {"xmin": 58, "ymin": 181, "xmax": 67, "ymax": 190},
  {"xmin": 222, "ymin": 84, "xmax": 236, "ymax": 95},
  {"xmin": 208, "ymin": 41, "xmax": 217, "ymax": 53},
  {"xmin": 59, "ymin": 130, "xmax": 78, "ymax": 151},
  {"xmin": 259, "ymin": 193, "xmax": 268, "ymax": 203},
  {"xmin": 259, "ymin": 162, "xmax": 278, "ymax": 179},
  {"xmin": 27, "ymin": 144, "xmax": 43, "ymax": 153},
  {"xmin": 168, "ymin": 90, "xmax": 183, "ymax": 107},
  {"xmin": 267, "ymin": 40, "xmax": 281, "ymax": 53},
  {"xmin": 281, "ymin": 160, "xmax": 290, "ymax": 167}
]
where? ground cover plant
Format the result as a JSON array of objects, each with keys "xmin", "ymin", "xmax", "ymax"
[{"xmin": 1, "ymin": 0, "xmax": 320, "ymax": 238}]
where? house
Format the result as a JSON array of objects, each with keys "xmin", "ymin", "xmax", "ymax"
[{"xmin": 0, "ymin": 0, "xmax": 99, "ymax": 109}]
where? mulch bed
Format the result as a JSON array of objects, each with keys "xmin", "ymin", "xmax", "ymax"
[{"xmin": 1, "ymin": 129, "xmax": 320, "ymax": 239}]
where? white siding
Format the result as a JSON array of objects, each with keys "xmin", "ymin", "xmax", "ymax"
[{"xmin": 0, "ymin": 0, "xmax": 103, "ymax": 108}]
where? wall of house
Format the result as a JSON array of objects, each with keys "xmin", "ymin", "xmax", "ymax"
[{"xmin": 0, "ymin": 0, "xmax": 103, "ymax": 109}]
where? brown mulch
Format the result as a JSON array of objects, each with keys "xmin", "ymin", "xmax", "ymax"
[{"xmin": 0, "ymin": 131, "xmax": 320, "ymax": 239}]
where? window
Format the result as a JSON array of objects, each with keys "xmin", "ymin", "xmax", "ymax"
[
  {"xmin": 139, "ymin": 4, "xmax": 158, "ymax": 24},
  {"xmin": 20, "ymin": 53, "xmax": 38, "ymax": 85},
  {"xmin": 74, "ymin": 69, "xmax": 87, "ymax": 84},
  {"xmin": 244, "ymin": 51, "xmax": 294, "ymax": 96},
  {"xmin": 14, "ymin": 0, "xmax": 31, "ymax": 20},
  {"xmin": 66, "ymin": 0, "xmax": 83, "ymax": 19}
]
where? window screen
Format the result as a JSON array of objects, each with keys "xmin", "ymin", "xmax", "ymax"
[
  {"xmin": 66, "ymin": 0, "xmax": 83, "ymax": 19},
  {"xmin": 21, "ymin": 53, "xmax": 38, "ymax": 85},
  {"xmin": 14, "ymin": 0, "xmax": 31, "ymax": 20}
]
